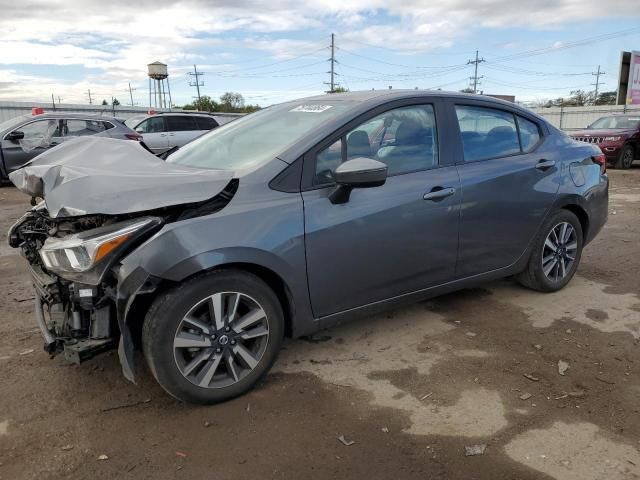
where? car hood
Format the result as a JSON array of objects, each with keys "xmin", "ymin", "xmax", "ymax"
[
  {"xmin": 569, "ymin": 128, "xmax": 635, "ymax": 137},
  {"xmin": 9, "ymin": 136, "xmax": 234, "ymax": 218}
]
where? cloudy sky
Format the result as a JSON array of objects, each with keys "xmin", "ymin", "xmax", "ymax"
[{"xmin": 1, "ymin": 0, "xmax": 639, "ymax": 107}]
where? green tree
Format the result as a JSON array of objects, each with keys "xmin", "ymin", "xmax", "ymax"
[
  {"xmin": 459, "ymin": 87, "xmax": 475, "ymax": 93},
  {"xmin": 112, "ymin": 98, "xmax": 120, "ymax": 106},
  {"xmin": 182, "ymin": 95, "xmax": 219, "ymax": 112},
  {"xmin": 329, "ymin": 86, "xmax": 349, "ymax": 93},
  {"xmin": 219, "ymin": 92, "xmax": 245, "ymax": 112},
  {"xmin": 101, "ymin": 99, "xmax": 108, "ymax": 105},
  {"xmin": 595, "ymin": 91, "xmax": 617, "ymax": 105}
]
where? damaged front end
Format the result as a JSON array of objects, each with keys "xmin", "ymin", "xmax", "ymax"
[
  {"xmin": 9, "ymin": 208, "xmax": 162, "ymax": 363},
  {"xmin": 7, "ymin": 136, "xmax": 239, "ymax": 377}
]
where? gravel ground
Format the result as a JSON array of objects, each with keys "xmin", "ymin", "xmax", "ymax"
[{"xmin": 0, "ymin": 167, "xmax": 639, "ymax": 480}]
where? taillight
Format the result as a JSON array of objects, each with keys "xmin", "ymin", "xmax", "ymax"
[
  {"xmin": 125, "ymin": 133, "xmax": 143, "ymax": 141},
  {"xmin": 592, "ymin": 153, "xmax": 606, "ymax": 174}
]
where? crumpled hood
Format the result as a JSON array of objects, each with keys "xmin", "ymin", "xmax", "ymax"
[{"xmin": 9, "ymin": 136, "xmax": 234, "ymax": 218}]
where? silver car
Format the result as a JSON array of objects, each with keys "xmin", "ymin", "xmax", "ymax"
[
  {"xmin": 124, "ymin": 113, "xmax": 222, "ymax": 154},
  {"xmin": 0, "ymin": 113, "xmax": 141, "ymax": 181}
]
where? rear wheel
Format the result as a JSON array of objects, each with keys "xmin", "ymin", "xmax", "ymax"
[
  {"xmin": 142, "ymin": 270, "xmax": 284, "ymax": 404},
  {"xmin": 614, "ymin": 145, "xmax": 634, "ymax": 169},
  {"xmin": 517, "ymin": 210, "xmax": 583, "ymax": 292}
]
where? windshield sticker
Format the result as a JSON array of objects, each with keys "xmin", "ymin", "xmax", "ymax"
[{"xmin": 290, "ymin": 105, "xmax": 333, "ymax": 113}]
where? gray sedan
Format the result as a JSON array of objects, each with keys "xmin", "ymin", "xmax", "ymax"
[
  {"xmin": 0, "ymin": 112, "xmax": 141, "ymax": 180},
  {"xmin": 9, "ymin": 90, "xmax": 608, "ymax": 404}
]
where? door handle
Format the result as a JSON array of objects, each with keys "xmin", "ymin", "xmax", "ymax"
[
  {"xmin": 423, "ymin": 187, "xmax": 456, "ymax": 201},
  {"xmin": 535, "ymin": 159, "xmax": 556, "ymax": 170},
  {"xmin": 160, "ymin": 133, "xmax": 167, "ymax": 137},
  {"xmin": 169, "ymin": 133, "xmax": 175, "ymax": 136}
]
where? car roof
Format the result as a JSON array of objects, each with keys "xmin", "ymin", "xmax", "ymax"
[{"xmin": 30, "ymin": 112, "xmax": 122, "ymax": 121}]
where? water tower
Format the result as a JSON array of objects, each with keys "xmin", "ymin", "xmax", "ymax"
[{"xmin": 147, "ymin": 61, "xmax": 172, "ymax": 109}]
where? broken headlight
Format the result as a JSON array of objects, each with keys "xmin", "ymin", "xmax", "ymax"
[{"xmin": 40, "ymin": 217, "xmax": 161, "ymax": 284}]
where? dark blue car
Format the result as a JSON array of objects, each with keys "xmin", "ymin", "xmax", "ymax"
[{"xmin": 9, "ymin": 90, "xmax": 608, "ymax": 404}]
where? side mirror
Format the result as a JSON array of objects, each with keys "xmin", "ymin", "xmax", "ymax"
[
  {"xmin": 6, "ymin": 130, "xmax": 25, "ymax": 142},
  {"xmin": 329, "ymin": 157, "xmax": 387, "ymax": 204},
  {"xmin": 135, "ymin": 128, "xmax": 144, "ymax": 134}
]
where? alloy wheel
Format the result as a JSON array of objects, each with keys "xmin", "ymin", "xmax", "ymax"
[
  {"xmin": 173, "ymin": 292, "xmax": 270, "ymax": 389},
  {"xmin": 623, "ymin": 148, "xmax": 634, "ymax": 168},
  {"xmin": 541, "ymin": 222, "xmax": 578, "ymax": 282}
]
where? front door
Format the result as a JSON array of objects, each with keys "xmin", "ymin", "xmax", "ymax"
[
  {"xmin": 136, "ymin": 116, "xmax": 169, "ymax": 153},
  {"xmin": 303, "ymin": 102, "xmax": 460, "ymax": 318},
  {"xmin": 451, "ymin": 102, "xmax": 560, "ymax": 278}
]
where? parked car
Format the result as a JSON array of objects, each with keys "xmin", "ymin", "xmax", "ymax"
[
  {"xmin": 8, "ymin": 90, "xmax": 608, "ymax": 404},
  {"xmin": 124, "ymin": 112, "xmax": 221, "ymax": 154},
  {"xmin": 0, "ymin": 113, "xmax": 141, "ymax": 181},
  {"xmin": 569, "ymin": 114, "xmax": 640, "ymax": 169}
]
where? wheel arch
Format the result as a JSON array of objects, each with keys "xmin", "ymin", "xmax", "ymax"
[{"xmin": 560, "ymin": 202, "xmax": 589, "ymax": 240}]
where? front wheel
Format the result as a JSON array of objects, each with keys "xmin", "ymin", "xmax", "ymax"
[
  {"xmin": 142, "ymin": 270, "xmax": 284, "ymax": 404},
  {"xmin": 516, "ymin": 210, "xmax": 583, "ymax": 292},
  {"xmin": 614, "ymin": 145, "xmax": 634, "ymax": 169}
]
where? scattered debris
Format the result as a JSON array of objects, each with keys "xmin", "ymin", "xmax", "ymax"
[
  {"xmin": 420, "ymin": 392, "xmax": 433, "ymax": 400},
  {"xmin": 465, "ymin": 332, "xmax": 477, "ymax": 338},
  {"xmin": 465, "ymin": 444, "xmax": 487, "ymax": 456},
  {"xmin": 381, "ymin": 427, "xmax": 389, "ymax": 433},
  {"xmin": 18, "ymin": 349, "xmax": 34, "ymax": 356},
  {"xmin": 301, "ymin": 334, "xmax": 332, "ymax": 343},
  {"xmin": 98, "ymin": 454, "xmax": 109, "ymax": 461},
  {"xmin": 566, "ymin": 329, "xmax": 572, "ymax": 334},
  {"xmin": 203, "ymin": 421, "xmax": 212, "ymax": 428},
  {"xmin": 338, "ymin": 435, "xmax": 355, "ymax": 446},
  {"xmin": 558, "ymin": 360, "xmax": 570, "ymax": 376},
  {"xmin": 533, "ymin": 344, "xmax": 543, "ymax": 351},
  {"xmin": 246, "ymin": 403, "xmax": 251, "ymax": 413},
  {"xmin": 175, "ymin": 451, "xmax": 187, "ymax": 458},
  {"xmin": 519, "ymin": 393, "xmax": 532, "ymax": 400},
  {"xmin": 100, "ymin": 398, "xmax": 151, "ymax": 413},
  {"xmin": 523, "ymin": 373, "xmax": 540, "ymax": 382},
  {"xmin": 595, "ymin": 376, "xmax": 616, "ymax": 385},
  {"xmin": 60, "ymin": 445, "xmax": 74, "ymax": 451}
]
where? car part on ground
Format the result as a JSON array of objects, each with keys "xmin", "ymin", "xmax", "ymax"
[{"xmin": 8, "ymin": 90, "xmax": 609, "ymax": 404}]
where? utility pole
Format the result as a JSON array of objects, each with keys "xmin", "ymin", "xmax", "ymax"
[
  {"xmin": 87, "ymin": 89, "xmax": 93, "ymax": 105},
  {"xmin": 188, "ymin": 64, "xmax": 205, "ymax": 105},
  {"xmin": 128, "ymin": 82, "xmax": 136, "ymax": 106},
  {"xmin": 51, "ymin": 93, "xmax": 56, "ymax": 111},
  {"xmin": 324, "ymin": 33, "xmax": 339, "ymax": 93},
  {"xmin": 592, "ymin": 65, "xmax": 605, "ymax": 103},
  {"xmin": 467, "ymin": 50, "xmax": 485, "ymax": 94}
]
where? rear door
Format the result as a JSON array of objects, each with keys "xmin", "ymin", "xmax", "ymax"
[
  {"xmin": 1, "ymin": 118, "xmax": 63, "ymax": 174},
  {"xmin": 302, "ymin": 99, "xmax": 461, "ymax": 318},
  {"xmin": 450, "ymin": 100, "xmax": 560, "ymax": 278},
  {"xmin": 135, "ymin": 116, "xmax": 168, "ymax": 153},
  {"xmin": 165, "ymin": 115, "xmax": 201, "ymax": 148}
]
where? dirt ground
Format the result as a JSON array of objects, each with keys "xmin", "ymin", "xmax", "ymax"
[{"xmin": 0, "ymin": 167, "xmax": 639, "ymax": 480}]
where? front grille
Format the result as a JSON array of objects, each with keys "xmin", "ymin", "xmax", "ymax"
[{"xmin": 573, "ymin": 136, "xmax": 604, "ymax": 144}]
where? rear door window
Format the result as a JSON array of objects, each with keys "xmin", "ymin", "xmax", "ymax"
[
  {"xmin": 455, "ymin": 105, "xmax": 520, "ymax": 162},
  {"xmin": 63, "ymin": 119, "xmax": 107, "ymax": 137},
  {"xmin": 166, "ymin": 115, "xmax": 198, "ymax": 132},
  {"xmin": 516, "ymin": 116, "xmax": 541, "ymax": 152},
  {"xmin": 195, "ymin": 116, "xmax": 218, "ymax": 130}
]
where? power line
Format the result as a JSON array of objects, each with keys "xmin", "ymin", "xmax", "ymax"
[
  {"xmin": 188, "ymin": 64, "xmax": 205, "ymax": 102},
  {"xmin": 592, "ymin": 65, "xmax": 605, "ymax": 99},
  {"xmin": 467, "ymin": 50, "xmax": 485, "ymax": 93}
]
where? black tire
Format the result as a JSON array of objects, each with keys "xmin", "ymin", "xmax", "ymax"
[
  {"xmin": 614, "ymin": 144, "xmax": 634, "ymax": 169},
  {"xmin": 142, "ymin": 269, "xmax": 284, "ymax": 404},
  {"xmin": 516, "ymin": 210, "xmax": 583, "ymax": 292}
]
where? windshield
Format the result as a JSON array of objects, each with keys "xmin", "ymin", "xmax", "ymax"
[
  {"xmin": 166, "ymin": 101, "xmax": 353, "ymax": 170},
  {"xmin": 0, "ymin": 115, "xmax": 29, "ymax": 133},
  {"xmin": 589, "ymin": 116, "xmax": 640, "ymax": 129}
]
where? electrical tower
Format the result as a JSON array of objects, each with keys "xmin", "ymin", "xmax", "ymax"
[
  {"xmin": 188, "ymin": 64, "xmax": 205, "ymax": 104},
  {"xmin": 324, "ymin": 33, "xmax": 340, "ymax": 93},
  {"xmin": 592, "ymin": 65, "xmax": 605, "ymax": 101},
  {"xmin": 87, "ymin": 89, "xmax": 93, "ymax": 105},
  {"xmin": 467, "ymin": 50, "xmax": 485, "ymax": 94},
  {"xmin": 128, "ymin": 82, "xmax": 137, "ymax": 106}
]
